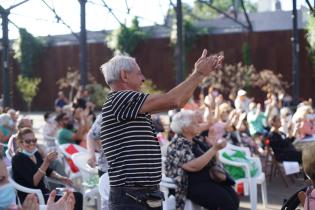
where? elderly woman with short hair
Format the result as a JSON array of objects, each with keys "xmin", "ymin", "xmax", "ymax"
[{"xmin": 165, "ymin": 110, "xmax": 239, "ymax": 210}]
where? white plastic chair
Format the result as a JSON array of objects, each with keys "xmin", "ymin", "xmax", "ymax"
[
  {"xmin": 71, "ymin": 152, "xmax": 101, "ymax": 210},
  {"xmin": 225, "ymin": 143, "xmax": 251, "ymax": 156},
  {"xmin": 7, "ymin": 166, "xmax": 46, "ymax": 205},
  {"xmin": 98, "ymin": 172, "xmax": 110, "ymax": 210},
  {"xmin": 57, "ymin": 143, "xmax": 87, "ymax": 181},
  {"xmin": 218, "ymin": 147, "xmax": 268, "ymax": 210},
  {"xmin": 159, "ymin": 175, "xmax": 204, "ymax": 210}
]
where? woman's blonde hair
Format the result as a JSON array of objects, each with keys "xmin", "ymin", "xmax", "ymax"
[
  {"xmin": 16, "ymin": 127, "xmax": 34, "ymax": 146},
  {"xmin": 302, "ymin": 143, "xmax": 315, "ymax": 180}
]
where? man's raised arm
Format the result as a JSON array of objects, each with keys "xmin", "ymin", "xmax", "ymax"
[{"xmin": 140, "ymin": 49, "xmax": 223, "ymax": 114}]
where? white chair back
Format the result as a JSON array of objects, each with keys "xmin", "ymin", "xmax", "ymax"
[
  {"xmin": 71, "ymin": 152, "xmax": 98, "ymax": 181},
  {"xmin": 7, "ymin": 166, "xmax": 46, "ymax": 205},
  {"xmin": 218, "ymin": 147, "xmax": 268, "ymax": 210},
  {"xmin": 98, "ymin": 172, "xmax": 110, "ymax": 210},
  {"xmin": 160, "ymin": 175, "xmax": 204, "ymax": 210}
]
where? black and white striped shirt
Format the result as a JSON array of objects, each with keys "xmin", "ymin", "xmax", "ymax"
[{"xmin": 100, "ymin": 90, "xmax": 162, "ymax": 187}]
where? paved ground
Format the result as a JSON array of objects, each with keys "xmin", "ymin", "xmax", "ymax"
[{"xmin": 27, "ymin": 112, "xmax": 306, "ymax": 210}]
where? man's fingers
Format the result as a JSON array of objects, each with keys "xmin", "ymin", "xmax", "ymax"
[
  {"xmin": 201, "ymin": 49, "xmax": 207, "ymax": 58},
  {"xmin": 47, "ymin": 190, "xmax": 57, "ymax": 204}
]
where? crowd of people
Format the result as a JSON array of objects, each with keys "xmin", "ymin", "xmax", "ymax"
[
  {"xmin": 0, "ymin": 87, "xmax": 97, "ymax": 210},
  {"xmin": 0, "ymin": 49, "xmax": 315, "ymax": 210}
]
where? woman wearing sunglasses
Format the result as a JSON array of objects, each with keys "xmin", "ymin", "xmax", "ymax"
[{"xmin": 11, "ymin": 127, "xmax": 83, "ymax": 210}]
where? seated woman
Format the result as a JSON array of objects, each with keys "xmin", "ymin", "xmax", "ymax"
[
  {"xmin": 268, "ymin": 116, "xmax": 302, "ymax": 163},
  {"xmin": 11, "ymin": 127, "xmax": 83, "ymax": 210},
  {"xmin": 0, "ymin": 155, "xmax": 75, "ymax": 210},
  {"xmin": 165, "ymin": 110, "xmax": 239, "ymax": 210}
]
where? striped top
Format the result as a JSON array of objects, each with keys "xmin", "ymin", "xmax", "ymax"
[{"xmin": 100, "ymin": 90, "xmax": 162, "ymax": 187}]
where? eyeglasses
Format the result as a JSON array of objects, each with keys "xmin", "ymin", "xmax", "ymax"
[{"xmin": 23, "ymin": 138, "xmax": 37, "ymax": 144}]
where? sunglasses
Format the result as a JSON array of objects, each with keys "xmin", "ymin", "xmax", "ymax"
[{"xmin": 23, "ymin": 138, "xmax": 37, "ymax": 144}]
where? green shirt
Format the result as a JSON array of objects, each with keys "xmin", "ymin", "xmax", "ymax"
[
  {"xmin": 247, "ymin": 111, "xmax": 266, "ymax": 136},
  {"xmin": 57, "ymin": 128, "xmax": 75, "ymax": 144}
]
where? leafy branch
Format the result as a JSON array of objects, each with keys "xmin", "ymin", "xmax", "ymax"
[{"xmin": 106, "ymin": 17, "xmax": 147, "ymax": 55}]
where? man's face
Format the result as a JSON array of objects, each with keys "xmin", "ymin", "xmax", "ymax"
[{"xmin": 125, "ymin": 63, "xmax": 145, "ymax": 91}]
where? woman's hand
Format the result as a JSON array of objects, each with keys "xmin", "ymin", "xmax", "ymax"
[
  {"xmin": 21, "ymin": 193, "xmax": 39, "ymax": 210},
  {"xmin": 47, "ymin": 190, "xmax": 75, "ymax": 210},
  {"xmin": 44, "ymin": 151, "xmax": 58, "ymax": 165},
  {"xmin": 213, "ymin": 138, "xmax": 227, "ymax": 151}
]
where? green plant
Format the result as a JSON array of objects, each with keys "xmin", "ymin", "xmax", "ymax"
[
  {"xmin": 86, "ymin": 83, "xmax": 111, "ymax": 108},
  {"xmin": 16, "ymin": 75, "xmax": 41, "ymax": 112},
  {"xmin": 56, "ymin": 68, "xmax": 95, "ymax": 101},
  {"xmin": 202, "ymin": 63, "xmax": 288, "ymax": 96},
  {"xmin": 242, "ymin": 42, "xmax": 251, "ymax": 65},
  {"xmin": 169, "ymin": 3, "xmax": 208, "ymax": 77},
  {"xmin": 193, "ymin": 0, "xmax": 257, "ymax": 19},
  {"xmin": 13, "ymin": 28, "xmax": 43, "ymax": 77},
  {"xmin": 140, "ymin": 79, "xmax": 164, "ymax": 94},
  {"xmin": 306, "ymin": 14, "xmax": 315, "ymax": 70},
  {"xmin": 106, "ymin": 17, "xmax": 147, "ymax": 55}
]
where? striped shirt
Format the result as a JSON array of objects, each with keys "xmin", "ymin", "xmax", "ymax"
[{"xmin": 100, "ymin": 90, "xmax": 162, "ymax": 187}]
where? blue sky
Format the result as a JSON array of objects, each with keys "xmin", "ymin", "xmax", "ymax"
[{"xmin": 0, "ymin": 0, "xmax": 312, "ymax": 39}]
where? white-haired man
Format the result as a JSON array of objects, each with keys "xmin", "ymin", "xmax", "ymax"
[{"xmin": 100, "ymin": 49, "xmax": 223, "ymax": 210}]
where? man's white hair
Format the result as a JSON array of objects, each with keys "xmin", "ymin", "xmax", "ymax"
[
  {"xmin": 170, "ymin": 110, "xmax": 195, "ymax": 134},
  {"xmin": 100, "ymin": 55, "xmax": 136, "ymax": 85}
]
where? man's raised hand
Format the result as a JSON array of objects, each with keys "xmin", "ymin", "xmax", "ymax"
[{"xmin": 194, "ymin": 49, "xmax": 224, "ymax": 77}]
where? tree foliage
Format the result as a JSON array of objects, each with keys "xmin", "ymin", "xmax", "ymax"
[
  {"xmin": 16, "ymin": 75, "xmax": 41, "ymax": 111},
  {"xmin": 56, "ymin": 69, "xmax": 95, "ymax": 102},
  {"xmin": 193, "ymin": 0, "xmax": 257, "ymax": 19},
  {"xmin": 86, "ymin": 83, "xmax": 110, "ymax": 108},
  {"xmin": 242, "ymin": 42, "xmax": 251, "ymax": 65},
  {"xmin": 13, "ymin": 28, "xmax": 43, "ymax": 77},
  {"xmin": 306, "ymin": 14, "xmax": 315, "ymax": 70},
  {"xmin": 140, "ymin": 80, "xmax": 164, "ymax": 95},
  {"xmin": 202, "ymin": 63, "xmax": 288, "ymax": 96},
  {"xmin": 106, "ymin": 17, "xmax": 147, "ymax": 55}
]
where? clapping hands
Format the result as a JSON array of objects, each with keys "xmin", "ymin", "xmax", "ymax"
[
  {"xmin": 206, "ymin": 128, "xmax": 227, "ymax": 151},
  {"xmin": 194, "ymin": 49, "xmax": 224, "ymax": 77},
  {"xmin": 47, "ymin": 190, "xmax": 75, "ymax": 210}
]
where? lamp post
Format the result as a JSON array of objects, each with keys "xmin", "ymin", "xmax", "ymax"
[
  {"xmin": 0, "ymin": 9, "xmax": 10, "ymax": 107},
  {"xmin": 291, "ymin": 0, "xmax": 300, "ymax": 106},
  {"xmin": 175, "ymin": 0, "xmax": 184, "ymax": 85},
  {"xmin": 0, "ymin": 0, "xmax": 30, "ymax": 108},
  {"xmin": 79, "ymin": 0, "xmax": 87, "ymax": 87}
]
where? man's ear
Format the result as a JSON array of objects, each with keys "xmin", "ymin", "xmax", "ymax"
[{"xmin": 120, "ymin": 70, "xmax": 128, "ymax": 83}]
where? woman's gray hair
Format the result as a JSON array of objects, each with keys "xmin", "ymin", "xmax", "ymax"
[
  {"xmin": 100, "ymin": 55, "xmax": 136, "ymax": 85},
  {"xmin": 170, "ymin": 110, "xmax": 195, "ymax": 134},
  {"xmin": 0, "ymin": 113, "xmax": 10, "ymax": 126}
]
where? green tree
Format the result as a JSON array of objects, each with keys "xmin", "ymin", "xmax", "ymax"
[
  {"xmin": 16, "ymin": 75, "xmax": 41, "ymax": 112},
  {"xmin": 140, "ymin": 79, "xmax": 164, "ymax": 94},
  {"xmin": 86, "ymin": 83, "xmax": 111, "ymax": 108},
  {"xmin": 193, "ymin": 0, "xmax": 257, "ymax": 19},
  {"xmin": 106, "ymin": 17, "xmax": 147, "ymax": 55},
  {"xmin": 56, "ymin": 69, "xmax": 96, "ymax": 102},
  {"xmin": 13, "ymin": 28, "xmax": 43, "ymax": 77},
  {"xmin": 242, "ymin": 42, "xmax": 251, "ymax": 65},
  {"xmin": 306, "ymin": 14, "xmax": 315, "ymax": 71},
  {"xmin": 202, "ymin": 63, "xmax": 288, "ymax": 96}
]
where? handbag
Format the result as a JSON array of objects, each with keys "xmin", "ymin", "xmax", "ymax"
[{"xmin": 209, "ymin": 163, "xmax": 227, "ymax": 183}]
